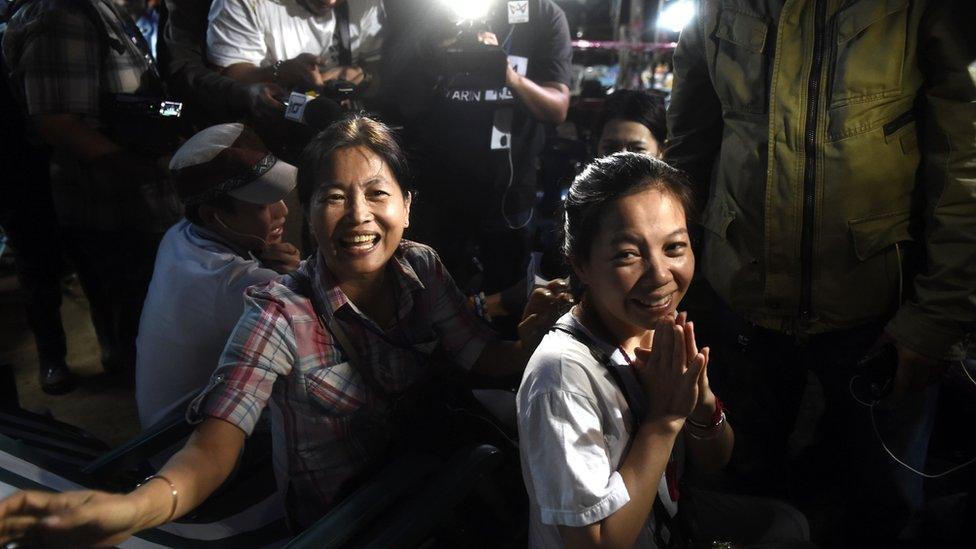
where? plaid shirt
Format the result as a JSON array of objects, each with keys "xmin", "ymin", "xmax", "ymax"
[
  {"xmin": 189, "ymin": 241, "xmax": 494, "ymax": 529},
  {"xmin": 2, "ymin": 0, "xmax": 180, "ymax": 232}
]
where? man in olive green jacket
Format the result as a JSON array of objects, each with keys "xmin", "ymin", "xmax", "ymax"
[{"xmin": 668, "ymin": 0, "xmax": 974, "ymax": 542}]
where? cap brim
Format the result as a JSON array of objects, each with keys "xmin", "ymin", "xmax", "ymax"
[{"xmin": 227, "ymin": 159, "xmax": 297, "ymax": 204}]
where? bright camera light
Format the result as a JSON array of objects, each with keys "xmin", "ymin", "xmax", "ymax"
[
  {"xmin": 657, "ymin": 0, "xmax": 696, "ymax": 33},
  {"xmin": 441, "ymin": 0, "xmax": 491, "ymax": 22}
]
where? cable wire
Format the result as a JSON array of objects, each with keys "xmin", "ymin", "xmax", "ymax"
[
  {"xmin": 849, "ymin": 362, "xmax": 976, "ymax": 479},
  {"xmin": 500, "ymin": 143, "xmax": 534, "ymax": 230}
]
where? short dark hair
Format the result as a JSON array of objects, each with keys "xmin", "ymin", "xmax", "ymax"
[
  {"xmin": 593, "ymin": 90, "xmax": 667, "ymax": 151},
  {"xmin": 561, "ymin": 152, "xmax": 695, "ymax": 270},
  {"xmin": 184, "ymin": 193, "xmax": 236, "ymax": 225},
  {"xmin": 297, "ymin": 114, "xmax": 413, "ymax": 210}
]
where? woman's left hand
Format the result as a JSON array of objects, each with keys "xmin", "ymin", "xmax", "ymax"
[{"xmin": 675, "ymin": 312, "xmax": 716, "ymax": 423}]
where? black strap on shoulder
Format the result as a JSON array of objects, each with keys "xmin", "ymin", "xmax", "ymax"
[
  {"xmin": 334, "ymin": 0, "xmax": 352, "ymax": 66},
  {"xmin": 551, "ymin": 319, "xmax": 642, "ymax": 426}
]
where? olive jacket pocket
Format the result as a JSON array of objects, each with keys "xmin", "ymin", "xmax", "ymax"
[
  {"xmin": 828, "ymin": 0, "xmax": 909, "ymax": 108},
  {"xmin": 713, "ymin": 8, "xmax": 770, "ymax": 113}
]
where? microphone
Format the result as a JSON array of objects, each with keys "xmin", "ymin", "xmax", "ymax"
[
  {"xmin": 283, "ymin": 93, "xmax": 344, "ymax": 129},
  {"xmin": 302, "ymin": 95, "xmax": 345, "ymax": 130}
]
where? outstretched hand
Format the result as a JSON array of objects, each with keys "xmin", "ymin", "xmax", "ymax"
[{"xmin": 0, "ymin": 489, "xmax": 147, "ymax": 548}]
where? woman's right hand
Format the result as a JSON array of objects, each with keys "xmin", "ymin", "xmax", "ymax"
[
  {"xmin": 633, "ymin": 316, "xmax": 706, "ymax": 428},
  {"xmin": 0, "ymin": 489, "xmax": 147, "ymax": 548}
]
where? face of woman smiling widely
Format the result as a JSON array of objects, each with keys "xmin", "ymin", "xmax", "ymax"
[
  {"xmin": 573, "ymin": 187, "xmax": 694, "ymax": 346},
  {"xmin": 310, "ymin": 145, "xmax": 411, "ymax": 287}
]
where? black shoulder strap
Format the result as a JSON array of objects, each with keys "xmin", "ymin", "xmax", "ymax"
[
  {"xmin": 551, "ymin": 319, "xmax": 642, "ymax": 426},
  {"xmin": 334, "ymin": 0, "xmax": 352, "ymax": 66}
]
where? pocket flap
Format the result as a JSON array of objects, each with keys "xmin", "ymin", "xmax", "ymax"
[
  {"xmin": 836, "ymin": 0, "xmax": 909, "ymax": 44},
  {"xmin": 848, "ymin": 210, "xmax": 913, "ymax": 260},
  {"xmin": 715, "ymin": 9, "xmax": 768, "ymax": 53},
  {"xmin": 305, "ymin": 361, "xmax": 367, "ymax": 416}
]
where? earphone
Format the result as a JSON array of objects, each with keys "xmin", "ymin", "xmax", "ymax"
[{"xmin": 214, "ymin": 213, "xmax": 270, "ymax": 252}]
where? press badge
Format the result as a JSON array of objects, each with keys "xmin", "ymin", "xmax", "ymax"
[
  {"xmin": 508, "ymin": 55, "xmax": 528, "ymax": 77},
  {"xmin": 508, "ymin": 1, "xmax": 529, "ymax": 24},
  {"xmin": 284, "ymin": 92, "xmax": 310, "ymax": 122},
  {"xmin": 490, "ymin": 107, "xmax": 513, "ymax": 150}
]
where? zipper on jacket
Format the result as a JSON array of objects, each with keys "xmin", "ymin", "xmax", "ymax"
[{"xmin": 800, "ymin": 0, "xmax": 828, "ymax": 321}]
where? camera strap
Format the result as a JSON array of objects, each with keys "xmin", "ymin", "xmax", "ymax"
[{"xmin": 335, "ymin": 0, "xmax": 352, "ymax": 66}]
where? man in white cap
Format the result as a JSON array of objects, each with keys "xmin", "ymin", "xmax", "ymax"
[{"xmin": 135, "ymin": 123, "xmax": 300, "ymax": 428}]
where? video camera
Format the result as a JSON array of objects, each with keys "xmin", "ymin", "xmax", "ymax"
[
  {"xmin": 102, "ymin": 93, "xmax": 184, "ymax": 155},
  {"xmin": 436, "ymin": 0, "xmax": 508, "ymax": 91}
]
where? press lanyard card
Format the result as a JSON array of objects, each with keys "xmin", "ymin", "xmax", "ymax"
[
  {"xmin": 490, "ymin": 107, "xmax": 513, "ymax": 150},
  {"xmin": 508, "ymin": 1, "xmax": 529, "ymax": 24},
  {"xmin": 508, "ymin": 55, "xmax": 528, "ymax": 77}
]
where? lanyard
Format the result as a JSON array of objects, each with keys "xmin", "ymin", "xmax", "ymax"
[{"xmin": 550, "ymin": 319, "xmax": 642, "ymax": 426}]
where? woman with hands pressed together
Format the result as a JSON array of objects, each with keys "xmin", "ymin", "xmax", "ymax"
[
  {"xmin": 0, "ymin": 116, "xmax": 570, "ymax": 548},
  {"xmin": 517, "ymin": 153, "xmax": 809, "ymax": 548}
]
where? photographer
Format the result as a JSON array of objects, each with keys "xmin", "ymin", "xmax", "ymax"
[
  {"xmin": 3, "ymin": 0, "xmax": 183, "ymax": 375},
  {"xmin": 383, "ymin": 0, "xmax": 571, "ymax": 301},
  {"xmin": 158, "ymin": 0, "xmax": 284, "ymax": 127},
  {"xmin": 207, "ymin": 0, "xmax": 382, "ymax": 100}
]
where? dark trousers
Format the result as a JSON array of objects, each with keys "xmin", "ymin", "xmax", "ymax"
[
  {"xmin": 65, "ymin": 229, "xmax": 163, "ymax": 371},
  {"xmin": 1, "ymin": 176, "xmax": 69, "ymax": 368},
  {"xmin": 682, "ymin": 487, "xmax": 813, "ymax": 547},
  {"xmin": 692, "ymin": 291, "xmax": 939, "ymax": 545}
]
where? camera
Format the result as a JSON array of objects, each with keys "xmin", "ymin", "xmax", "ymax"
[
  {"xmin": 106, "ymin": 94, "xmax": 183, "ymax": 119},
  {"xmin": 439, "ymin": 25, "xmax": 508, "ymax": 90},
  {"xmin": 435, "ymin": 0, "xmax": 508, "ymax": 91}
]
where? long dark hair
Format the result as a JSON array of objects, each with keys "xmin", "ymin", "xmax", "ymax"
[
  {"xmin": 561, "ymin": 152, "xmax": 696, "ymax": 293},
  {"xmin": 297, "ymin": 114, "xmax": 413, "ymax": 210}
]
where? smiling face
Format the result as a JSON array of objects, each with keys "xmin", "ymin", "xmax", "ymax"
[
  {"xmin": 573, "ymin": 187, "xmax": 693, "ymax": 344},
  {"xmin": 309, "ymin": 145, "xmax": 411, "ymax": 284},
  {"xmin": 597, "ymin": 118, "xmax": 662, "ymax": 158},
  {"xmin": 207, "ymin": 197, "xmax": 288, "ymax": 252}
]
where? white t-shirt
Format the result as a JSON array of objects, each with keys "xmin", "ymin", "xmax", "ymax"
[
  {"xmin": 135, "ymin": 220, "xmax": 280, "ymax": 427},
  {"xmin": 517, "ymin": 312, "xmax": 680, "ymax": 549},
  {"xmin": 206, "ymin": 0, "xmax": 384, "ymax": 68}
]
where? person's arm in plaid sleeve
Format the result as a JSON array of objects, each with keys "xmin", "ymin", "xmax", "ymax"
[
  {"xmin": 422, "ymin": 247, "xmax": 571, "ymax": 376},
  {"xmin": 18, "ymin": 8, "xmax": 166, "ymax": 183},
  {"xmin": 0, "ymin": 289, "xmax": 297, "ymax": 546},
  {"xmin": 18, "ymin": 8, "xmax": 123, "ymax": 161}
]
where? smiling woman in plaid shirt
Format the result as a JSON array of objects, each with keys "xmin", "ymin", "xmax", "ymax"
[{"xmin": 0, "ymin": 114, "xmax": 572, "ymax": 546}]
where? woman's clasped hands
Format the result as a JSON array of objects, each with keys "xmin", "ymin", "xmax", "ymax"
[{"xmin": 633, "ymin": 312, "xmax": 715, "ymax": 430}]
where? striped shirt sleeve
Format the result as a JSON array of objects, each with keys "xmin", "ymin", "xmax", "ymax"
[{"xmin": 192, "ymin": 286, "xmax": 298, "ymax": 435}]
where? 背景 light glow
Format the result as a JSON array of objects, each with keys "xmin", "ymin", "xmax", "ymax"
[
  {"xmin": 441, "ymin": 0, "xmax": 491, "ymax": 22},
  {"xmin": 657, "ymin": 0, "xmax": 696, "ymax": 33}
]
